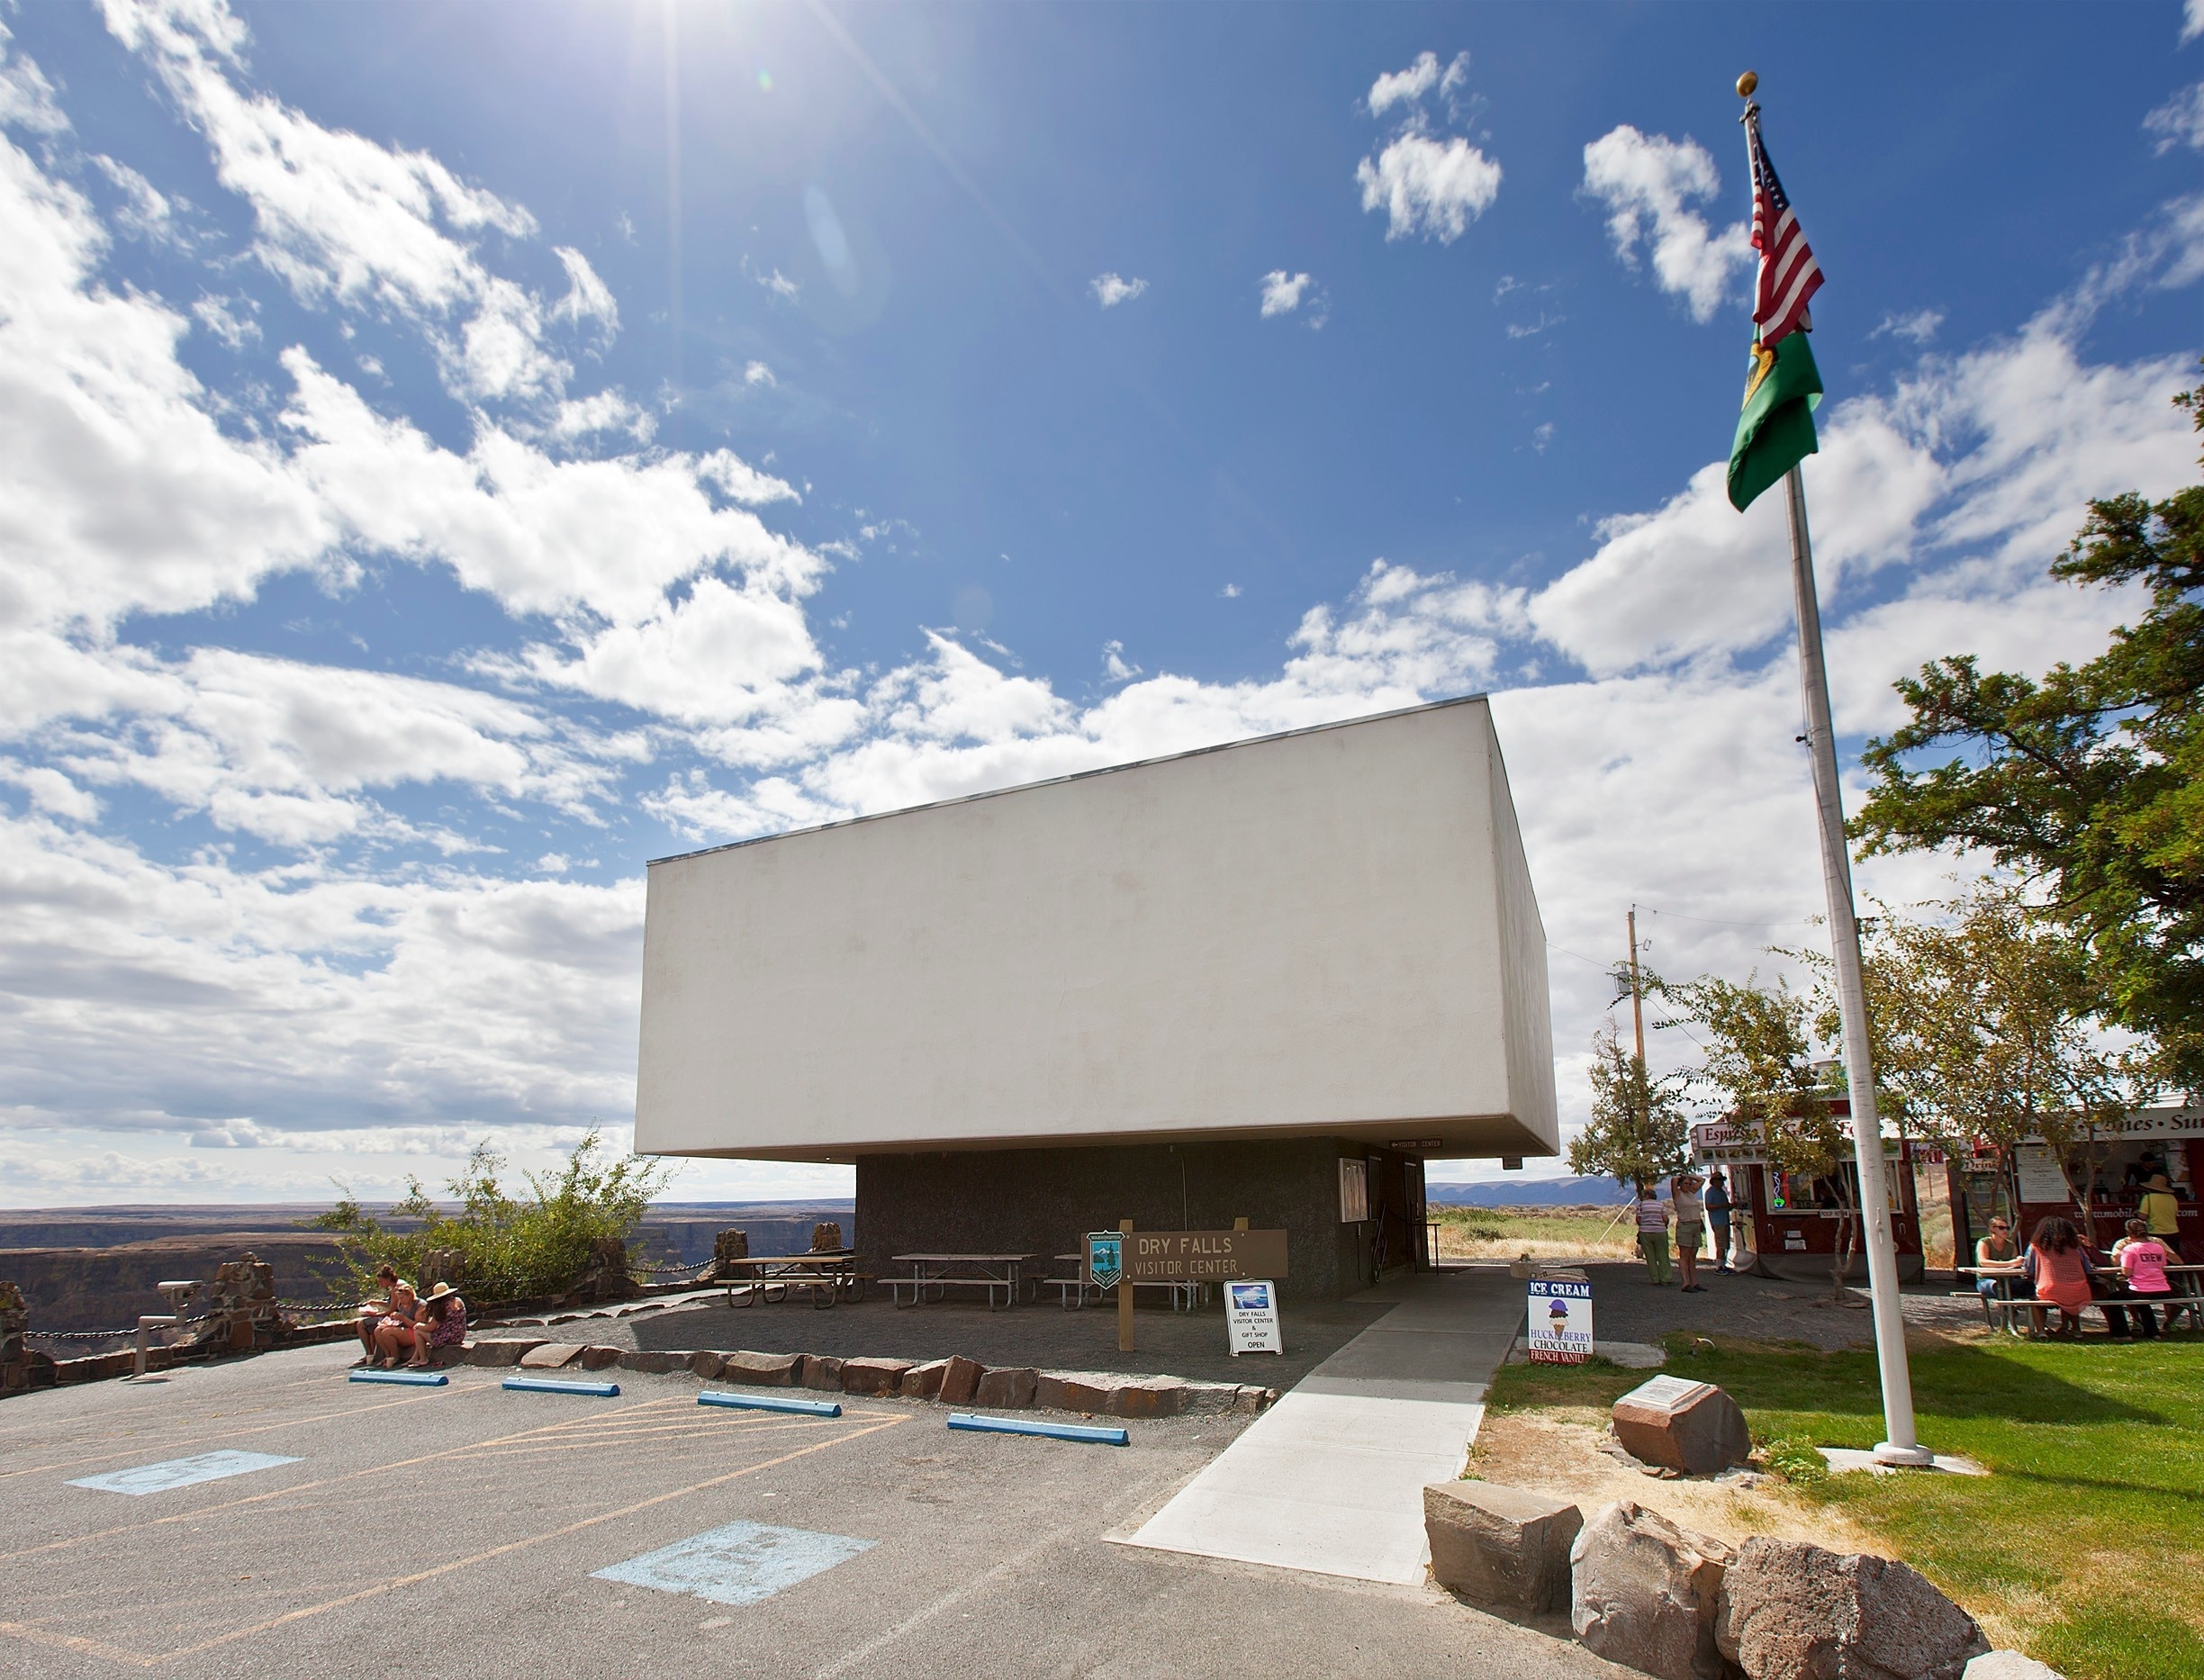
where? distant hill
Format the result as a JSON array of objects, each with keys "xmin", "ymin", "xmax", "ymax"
[{"xmin": 1426, "ymin": 1177, "xmax": 1630, "ymax": 1207}]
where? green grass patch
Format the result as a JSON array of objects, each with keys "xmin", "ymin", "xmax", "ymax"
[{"xmin": 1486, "ymin": 1332, "xmax": 2204, "ymax": 1680}]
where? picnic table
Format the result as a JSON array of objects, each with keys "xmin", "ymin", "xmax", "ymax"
[
  {"xmin": 1045, "ymin": 1255, "xmax": 1204, "ymax": 1313},
  {"xmin": 718, "ymin": 1251, "xmax": 859, "ymax": 1310},
  {"xmin": 890, "ymin": 1253, "xmax": 1039, "ymax": 1310},
  {"xmin": 1956, "ymin": 1261, "xmax": 2204, "ymax": 1334}
]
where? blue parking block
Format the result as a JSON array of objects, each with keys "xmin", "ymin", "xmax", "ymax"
[
  {"xmin": 349, "ymin": 1368, "xmax": 447, "ymax": 1386},
  {"xmin": 698, "ymin": 1391, "xmax": 841, "ymax": 1418},
  {"xmin": 947, "ymin": 1412, "xmax": 1128, "ymax": 1447},
  {"xmin": 593, "ymin": 1521, "xmax": 873, "ymax": 1605},
  {"xmin": 68, "ymin": 1450, "xmax": 303, "ymax": 1496},
  {"xmin": 504, "ymin": 1376, "xmax": 619, "ymax": 1397}
]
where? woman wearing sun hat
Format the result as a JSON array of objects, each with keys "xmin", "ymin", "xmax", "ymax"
[{"xmin": 407, "ymin": 1282, "xmax": 468, "ymax": 1368}]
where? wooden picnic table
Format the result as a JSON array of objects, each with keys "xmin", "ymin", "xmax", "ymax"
[
  {"xmin": 890, "ymin": 1253, "xmax": 1039, "ymax": 1310},
  {"xmin": 1956, "ymin": 1262, "xmax": 2203, "ymax": 1333},
  {"xmin": 718, "ymin": 1251, "xmax": 858, "ymax": 1310}
]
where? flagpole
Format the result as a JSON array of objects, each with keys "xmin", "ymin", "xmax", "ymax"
[
  {"xmin": 1741, "ymin": 71, "xmax": 1930, "ymax": 1467},
  {"xmin": 1780, "ymin": 463, "xmax": 1929, "ymax": 1465}
]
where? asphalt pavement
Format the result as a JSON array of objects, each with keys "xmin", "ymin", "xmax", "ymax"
[{"xmin": 0, "ymin": 1339, "xmax": 1631, "ymax": 1679}]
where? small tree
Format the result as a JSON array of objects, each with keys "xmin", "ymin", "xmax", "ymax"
[
  {"xmin": 312, "ymin": 1130, "xmax": 673, "ymax": 1304},
  {"xmin": 1843, "ymin": 884, "xmax": 2153, "ymax": 1245},
  {"xmin": 1567, "ymin": 1023, "xmax": 1692, "ymax": 1197},
  {"xmin": 1662, "ymin": 971, "xmax": 1857, "ymax": 1301}
]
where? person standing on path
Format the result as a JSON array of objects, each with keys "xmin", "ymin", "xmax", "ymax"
[
  {"xmin": 1703, "ymin": 1167, "xmax": 1734, "ymax": 1273},
  {"xmin": 1672, "ymin": 1173, "xmax": 1707, "ymax": 1292},
  {"xmin": 1635, "ymin": 1183, "xmax": 1673, "ymax": 1285}
]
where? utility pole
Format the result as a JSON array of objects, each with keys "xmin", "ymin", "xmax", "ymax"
[{"xmin": 1626, "ymin": 907, "xmax": 1648, "ymax": 1066}]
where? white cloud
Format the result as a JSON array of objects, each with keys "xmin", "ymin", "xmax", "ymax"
[
  {"xmin": 2185, "ymin": 0, "xmax": 2204, "ymax": 45},
  {"xmin": 755, "ymin": 265, "xmax": 799, "ymax": 301},
  {"xmin": 744, "ymin": 359, "xmax": 776, "ymax": 387},
  {"xmin": 0, "ymin": 23, "xmax": 68, "ymax": 133},
  {"xmin": 1259, "ymin": 269, "xmax": 1316, "ymax": 317},
  {"xmin": 552, "ymin": 246, "xmax": 618, "ymax": 341},
  {"xmin": 1088, "ymin": 272, "xmax": 1147, "ymax": 308},
  {"xmin": 2145, "ymin": 81, "xmax": 2204, "ymax": 154},
  {"xmin": 1101, "ymin": 640, "xmax": 1141, "ymax": 682},
  {"xmin": 1580, "ymin": 125, "xmax": 1751, "ymax": 322},
  {"xmin": 1219, "ymin": 583, "xmax": 1242, "ymax": 599},
  {"xmin": 550, "ymin": 389, "xmax": 655, "ymax": 445},
  {"xmin": 92, "ymin": 153, "xmax": 185, "ymax": 245},
  {"xmin": 1871, "ymin": 309, "xmax": 1944, "ymax": 344},
  {"xmin": 1357, "ymin": 133, "xmax": 1502, "ymax": 243},
  {"xmin": 189, "ymin": 290, "xmax": 259, "ymax": 350}
]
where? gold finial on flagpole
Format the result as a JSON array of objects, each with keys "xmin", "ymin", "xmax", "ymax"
[{"xmin": 1736, "ymin": 71, "xmax": 1757, "ymax": 99}]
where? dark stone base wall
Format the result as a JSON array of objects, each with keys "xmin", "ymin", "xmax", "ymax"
[{"xmin": 856, "ymin": 1138, "xmax": 1389, "ymax": 1301}]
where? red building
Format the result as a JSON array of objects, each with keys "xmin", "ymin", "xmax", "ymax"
[{"xmin": 1689, "ymin": 1103, "xmax": 1928, "ymax": 1283}]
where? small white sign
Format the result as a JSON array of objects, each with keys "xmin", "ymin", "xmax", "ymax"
[
  {"xmin": 1526, "ymin": 1276, "xmax": 1593, "ymax": 1364},
  {"xmin": 1224, "ymin": 1279, "xmax": 1283, "ymax": 1355},
  {"xmin": 2015, "ymin": 1144, "xmax": 2072, "ymax": 1206},
  {"xmin": 1618, "ymin": 1374, "xmax": 1712, "ymax": 1414}
]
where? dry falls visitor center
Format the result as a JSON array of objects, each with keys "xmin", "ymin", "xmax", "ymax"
[{"xmin": 634, "ymin": 696, "xmax": 1558, "ymax": 1300}]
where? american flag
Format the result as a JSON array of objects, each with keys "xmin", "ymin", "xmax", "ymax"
[{"xmin": 1748, "ymin": 117, "xmax": 1821, "ymax": 348}]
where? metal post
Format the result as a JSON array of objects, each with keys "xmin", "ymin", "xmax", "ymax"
[
  {"xmin": 1783, "ymin": 465, "xmax": 1930, "ymax": 1465},
  {"xmin": 1117, "ymin": 1218, "xmax": 1135, "ymax": 1353}
]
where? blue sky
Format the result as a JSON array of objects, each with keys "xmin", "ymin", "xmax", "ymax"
[{"xmin": 3, "ymin": 0, "xmax": 2201, "ymax": 1206}]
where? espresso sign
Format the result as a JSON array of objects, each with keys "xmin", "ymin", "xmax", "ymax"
[{"xmin": 1123, "ymin": 1229, "xmax": 1288, "ymax": 1282}]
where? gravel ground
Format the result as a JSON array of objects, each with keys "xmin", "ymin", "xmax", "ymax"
[
  {"xmin": 1573, "ymin": 1261, "xmax": 1989, "ymax": 1350},
  {"xmin": 493, "ymin": 1288, "xmax": 1390, "ymax": 1389}
]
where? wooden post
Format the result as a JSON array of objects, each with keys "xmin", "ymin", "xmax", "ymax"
[{"xmin": 1118, "ymin": 1219, "xmax": 1135, "ymax": 1353}]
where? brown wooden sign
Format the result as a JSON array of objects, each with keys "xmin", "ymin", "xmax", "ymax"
[{"xmin": 1122, "ymin": 1229, "xmax": 1288, "ymax": 1282}]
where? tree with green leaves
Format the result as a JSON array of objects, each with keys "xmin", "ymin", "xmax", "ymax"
[
  {"xmin": 1659, "ymin": 971, "xmax": 1858, "ymax": 1300},
  {"xmin": 312, "ymin": 1129, "xmax": 673, "ymax": 1304},
  {"xmin": 1567, "ymin": 1022, "xmax": 1692, "ymax": 1196},
  {"xmin": 1854, "ymin": 368, "xmax": 2204, "ymax": 1092},
  {"xmin": 1838, "ymin": 884, "xmax": 2149, "ymax": 1242}
]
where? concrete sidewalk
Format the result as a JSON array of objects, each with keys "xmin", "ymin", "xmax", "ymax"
[{"xmin": 1119, "ymin": 1265, "xmax": 1522, "ymax": 1585}]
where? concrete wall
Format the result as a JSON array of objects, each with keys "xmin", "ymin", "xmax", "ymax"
[
  {"xmin": 637, "ymin": 697, "xmax": 1558, "ymax": 1163},
  {"xmin": 856, "ymin": 1139, "xmax": 1406, "ymax": 1301}
]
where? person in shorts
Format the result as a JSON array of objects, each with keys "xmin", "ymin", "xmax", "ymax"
[
  {"xmin": 356, "ymin": 1265, "xmax": 411, "ymax": 1365},
  {"xmin": 407, "ymin": 1282, "xmax": 468, "ymax": 1368},
  {"xmin": 1672, "ymin": 1172, "xmax": 1707, "ymax": 1293}
]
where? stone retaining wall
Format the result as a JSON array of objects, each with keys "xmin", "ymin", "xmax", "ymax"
[{"xmin": 460, "ymin": 1336, "xmax": 1278, "ymax": 1417}]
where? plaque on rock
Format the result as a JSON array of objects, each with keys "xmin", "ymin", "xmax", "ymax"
[{"xmin": 1611, "ymin": 1375, "xmax": 1753, "ymax": 1476}]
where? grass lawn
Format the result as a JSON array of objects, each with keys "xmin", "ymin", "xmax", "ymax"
[
  {"xmin": 1432, "ymin": 1205, "xmax": 1637, "ymax": 1262},
  {"xmin": 1485, "ymin": 1332, "xmax": 2204, "ymax": 1680}
]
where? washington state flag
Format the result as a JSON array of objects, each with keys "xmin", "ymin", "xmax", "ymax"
[{"xmin": 1726, "ymin": 332, "xmax": 1823, "ymax": 512}]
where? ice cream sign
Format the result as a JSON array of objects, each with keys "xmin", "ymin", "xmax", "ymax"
[{"xmin": 1526, "ymin": 1276, "xmax": 1593, "ymax": 1365}]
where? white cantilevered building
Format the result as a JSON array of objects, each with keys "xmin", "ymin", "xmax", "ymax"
[{"xmin": 635, "ymin": 695, "xmax": 1557, "ymax": 1297}]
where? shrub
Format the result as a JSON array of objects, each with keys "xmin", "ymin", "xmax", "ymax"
[
  {"xmin": 1760, "ymin": 1435, "xmax": 1829, "ymax": 1485},
  {"xmin": 309, "ymin": 1130, "xmax": 672, "ymax": 1305}
]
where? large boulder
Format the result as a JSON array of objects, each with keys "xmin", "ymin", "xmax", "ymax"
[
  {"xmin": 686, "ymin": 1350, "xmax": 726, "ymax": 1378},
  {"xmin": 841, "ymin": 1358, "xmax": 914, "ymax": 1396},
  {"xmin": 1611, "ymin": 1377, "xmax": 1753, "ymax": 1476},
  {"xmin": 901, "ymin": 1359, "xmax": 949, "ymax": 1400},
  {"xmin": 1964, "ymin": 1656, "xmax": 2064, "ymax": 1680},
  {"xmin": 937, "ymin": 1356, "xmax": 985, "ymax": 1406},
  {"xmin": 1716, "ymin": 1536, "xmax": 1988, "ymax": 1680},
  {"xmin": 799, "ymin": 1355, "xmax": 845, "ymax": 1392},
  {"xmin": 1570, "ymin": 1499, "xmax": 1735, "ymax": 1680},
  {"xmin": 519, "ymin": 1344, "xmax": 586, "ymax": 1369},
  {"xmin": 720, "ymin": 1350, "xmax": 800, "ymax": 1387},
  {"xmin": 465, "ymin": 1338, "xmax": 546, "ymax": 1367},
  {"xmin": 1423, "ymin": 1481, "xmax": 1581, "ymax": 1616},
  {"xmin": 578, "ymin": 1346, "xmax": 623, "ymax": 1371},
  {"xmin": 616, "ymin": 1348, "xmax": 682, "ymax": 1374},
  {"xmin": 973, "ymin": 1367, "xmax": 1038, "ymax": 1409}
]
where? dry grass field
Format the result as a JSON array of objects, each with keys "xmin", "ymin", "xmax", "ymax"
[{"xmin": 1429, "ymin": 1204, "xmax": 1639, "ymax": 1263}]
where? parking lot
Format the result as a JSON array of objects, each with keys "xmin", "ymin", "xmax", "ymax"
[{"xmin": 0, "ymin": 1341, "xmax": 1625, "ymax": 1678}]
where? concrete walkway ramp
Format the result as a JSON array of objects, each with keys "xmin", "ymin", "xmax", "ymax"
[{"xmin": 1119, "ymin": 1267, "xmax": 1522, "ymax": 1585}]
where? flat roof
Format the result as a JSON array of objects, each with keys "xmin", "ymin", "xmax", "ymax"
[{"xmin": 648, "ymin": 692, "xmax": 1495, "ymax": 867}]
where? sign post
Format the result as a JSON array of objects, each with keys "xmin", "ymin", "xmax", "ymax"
[{"xmin": 1117, "ymin": 1219, "xmax": 1135, "ymax": 1352}]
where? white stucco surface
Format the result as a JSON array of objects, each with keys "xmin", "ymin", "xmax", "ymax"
[{"xmin": 636, "ymin": 697, "xmax": 1557, "ymax": 1161}]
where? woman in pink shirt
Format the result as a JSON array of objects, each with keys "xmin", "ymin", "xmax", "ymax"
[
  {"xmin": 2025, "ymin": 1216, "xmax": 2095, "ymax": 1339},
  {"xmin": 2115, "ymin": 1216, "xmax": 2173, "ymax": 1341}
]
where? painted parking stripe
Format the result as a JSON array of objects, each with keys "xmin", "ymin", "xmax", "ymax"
[
  {"xmin": 67, "ymin": 1450, "xmax": 302, "ymax": 1496},
  {"xmin": 592, "ymin": 1521, "xmax": 873, "ymax": 1605}
]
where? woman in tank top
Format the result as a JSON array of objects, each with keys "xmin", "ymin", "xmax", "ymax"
[{"xmin": 2025, "ymin": 1215, "xmax": 2095, "ymax": 1339}]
